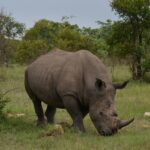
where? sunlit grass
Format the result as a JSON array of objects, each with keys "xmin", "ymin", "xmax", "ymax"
[{"xmin": 0, "ymin": 64, "xmax": 150, "ymax": 150}]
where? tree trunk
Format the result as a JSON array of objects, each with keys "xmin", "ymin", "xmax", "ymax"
[
  {"xmin": 131, "ymin": 54, "xmax": 142, "ymax": 80},
  {"xmin": 131, "ymin": 30, "xmax": 142, "ymax": 80}
]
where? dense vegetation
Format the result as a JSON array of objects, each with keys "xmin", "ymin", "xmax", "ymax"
[{"xmin": 0, "ymin": 0, "xmax": 150, "ymax": 80}]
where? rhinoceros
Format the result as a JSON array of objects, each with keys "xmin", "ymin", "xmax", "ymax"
[{"xmin": 24, "ymin": 49, "xmax": 134, "ymax": 136}]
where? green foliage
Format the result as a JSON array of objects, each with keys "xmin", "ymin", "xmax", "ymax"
[
  {"xmin": 15, "ymin": 40, "xmax": 49, "ymax": 64},
  {"xmin": 24, "ymin": 19, "xmax": 59, "ymax": 48},
  {"xmin": 15, "ymin": 19, "xmax": 61, "ymax": 64},
  {"xmin": 111, "ymin": 0, "xmax": 150, "ymax": 28},
  {"xmin": 16, "ymin": 19, "xmax": 99, "ymax": 64},
  {"xmin": 141, "ymin": 58, "xmax": 150, "ymax": 82},
  {"xmin": 109, "ymin": 0, "xmax": 150, "ymax": 80},
  {"xmin": 56, "ymin": 24, "xmax": 81, "ymax": 51},
  {"xmin": 142, "ymin": 59, "xmax": 150, "ymax": 74},
  {"xmin": 110, "ymin": 0, "xmax": 150, "ymax": 50},
  {"xmin": 56, "ymin": 24, "xmax": 96, "ymax": 51},
  {"xmin": 78, "ymin": 35, "xmax": 96, "ymax": 52},
  {"xmin": 0, "ymin": 35, "xmax": 8, "ymax": 64},
  {"xmin": 0, "ymin": 91, "xmax": 9, "ymax": 117},
  {"xmin": 105, "ymin": 19, "xmax": 140, "ymax": 58},
  {"xmin": 0, "ymin": 10, "xmax": 25, "ymax": 39},
  {"xmin": 0, "ymin": 9, "xmax": 25, "ymax": 65},
  {"xmin": 95, "ymin": 39, "xmax": 108, "ymax": 58},
  {"xmin": 106, "ymin": 21, "xmax": 134, "ymax": 57},
  {"xmin": 80, "ymin": 21, "xmax": 113, "ymax": 57},
  {"xmin": 81, "ymin": 27, "xmax": 99, "ymax": 39}
]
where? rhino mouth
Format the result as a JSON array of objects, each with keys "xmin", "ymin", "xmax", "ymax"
[
  {"xmin": 99, "ymin": 128, "xmax": 118, "ymax": 136},
  {"xmin": 99, "ymin": 118, "xmax": 134, "ymax": 136}
]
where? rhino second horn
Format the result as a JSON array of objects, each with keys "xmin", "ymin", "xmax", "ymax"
[{"xmin": 119, "ymin": 118, "xmax": 134, "ymax": 129}]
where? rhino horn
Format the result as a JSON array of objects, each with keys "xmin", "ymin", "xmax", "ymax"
[
  {"xmin": 114, "ymin": 80, "xmax": 129, "ymax": 89},
  {"xmin": 118, "ymin": 118, "xmax": 134, "ymax": 129}
]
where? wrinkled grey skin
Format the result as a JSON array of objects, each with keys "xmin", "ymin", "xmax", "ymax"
[{"xmin": 25, "ymin": 49, "xmax": 134, "ymax": 136}]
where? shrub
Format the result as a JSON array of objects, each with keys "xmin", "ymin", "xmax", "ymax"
[
  {"xmin": 15, "ymin": 40, "xmax": 49, "ymax": 64},
  {"xmin": 0, "ymin": 91, "xmax": 10, "ymax": 117},
  {"xmin": 142, "ymin": 59, "xmax": 150, "ymax": 82}
]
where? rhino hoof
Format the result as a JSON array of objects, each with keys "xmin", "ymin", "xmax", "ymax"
[{"xmin": 36, "ymin": 119, "xmax": 47, "ymax": 127}]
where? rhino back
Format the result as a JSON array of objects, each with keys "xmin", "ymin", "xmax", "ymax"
[
  {"xmin": 25, "ymin": 49, "xmax": 111, "ymax": 107},
  {"xmin": 56, "ymin": 50, "xmax": 111, "ymax": 106}
]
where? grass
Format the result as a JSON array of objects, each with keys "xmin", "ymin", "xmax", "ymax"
[{"xmin": 0, "ymin": 64, "xmax": 150, "ymax": 150}]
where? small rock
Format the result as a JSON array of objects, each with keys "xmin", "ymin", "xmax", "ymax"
[
  {"xmin": 143, "ymin": 124, "xmax": 150, "ymax": 129},
  {"xmin": 7, "ymin": 113, "xmax": 25, "ymax": 118},
  {"xmin": 144, "ymin": 112, "xmax": 150, "ymax": 117},
  {"xmin": 7, "ymin": 113, "xmax": 14, "ymax": 117},
  {"xmin": 16, "ymin": 113, "xmax": 25, "ymax": 117}
]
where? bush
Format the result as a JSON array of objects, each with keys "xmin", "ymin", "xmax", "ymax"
[
  {"xmin": 143, "ymin": 72, "xmax": 150, "ymax": 83},
  {"xmin": 15, "ymin": 40, "xmax": 49, "ymax": 64},
  {"xmin": 142, "ymin": 59, "xmax": 150, "ymax": 74},
  {"xmin": 0, "ymin": 91, "xmax": 10, "ymax": 117},
  {"xmin": 142, "ymin": 59, "xmax": 150, "ymax": 82}
]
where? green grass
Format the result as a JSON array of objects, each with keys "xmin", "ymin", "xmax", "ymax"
[{"xmin": 0, "ymin": 64, "xmax": 150, "ymax": 150}]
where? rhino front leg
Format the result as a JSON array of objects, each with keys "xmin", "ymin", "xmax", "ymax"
[
  {"xmin": 71, "ymin": 107, "xmax": 88, "ymax": 129},
  {"xmin": 62, "ymin": 96, "xmax": 85, "ymax": 132},
  {"xmin": 81, "ymin": 107, "xmax": 88, "ymax": 118},
  {"xmin": 45, "ymin": 105, "xmax": 56, "ymax": 123}
]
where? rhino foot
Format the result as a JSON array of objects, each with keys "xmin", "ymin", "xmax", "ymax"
[{"xmin": 36, "ymin": 119, "xmax": 47, "ymax": 127}]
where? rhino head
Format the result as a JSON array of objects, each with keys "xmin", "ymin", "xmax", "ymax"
[{"xmin": 89, "ymin": 79, "xmax": 134, "ymax": 136}]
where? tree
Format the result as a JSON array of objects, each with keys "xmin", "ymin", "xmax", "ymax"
[
  {"xmin": 110, "ymin": 0, "xmax": 150, "ymax": 80},
  {"xmin": 56, "ymin": 22, "xmax": 96, "ymax": 51},
  {"xmin": 17, "ymin": 19, "xmax": 62, "ymax": 64},
  {"xmin": 24, "ymin": 19, "xmax": 60, "ymax": 49},
  {"xmin": 23, "ymin": 19, "xmax": 97, "ymax": 56},
  {"xmin": 0, "ymin": 9, "xmax": 25, "ymax": 65},
  {"xmin": 81, "ymin": 20, "xmax": 113, "ymax": 58},
  {"xmin": 15, "ymin": 40, "xmax": 49, "ymax": 64}
]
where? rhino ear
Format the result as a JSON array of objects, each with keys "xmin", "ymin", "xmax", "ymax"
[
  {"xmin": 95, "ymin": 78, "xmax": 106, "ymax": 90},
  {"xmin": 113, "ymin": 80, "xmax": 129, "ymax": 90}
]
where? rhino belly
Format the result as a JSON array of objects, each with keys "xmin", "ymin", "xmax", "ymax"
[{"xmin": 28, "ymin": 68, "xmax": 64, "ymax": 108}]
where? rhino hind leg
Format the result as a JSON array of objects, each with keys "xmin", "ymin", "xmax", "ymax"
[
  {"xmin": 32, "ymin": 98, "xmax": 46, "ymax": 126},
  {"xmin": 62, "ymin": 96, "xmax": 85, "ymax": 132},
  {"xmin": 45, "ymin": 105, "xmax": 56, "ymax": 123},
  {"xmin": 25, "ymin": 71, "xmax": 46, "ymax": 126}
]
